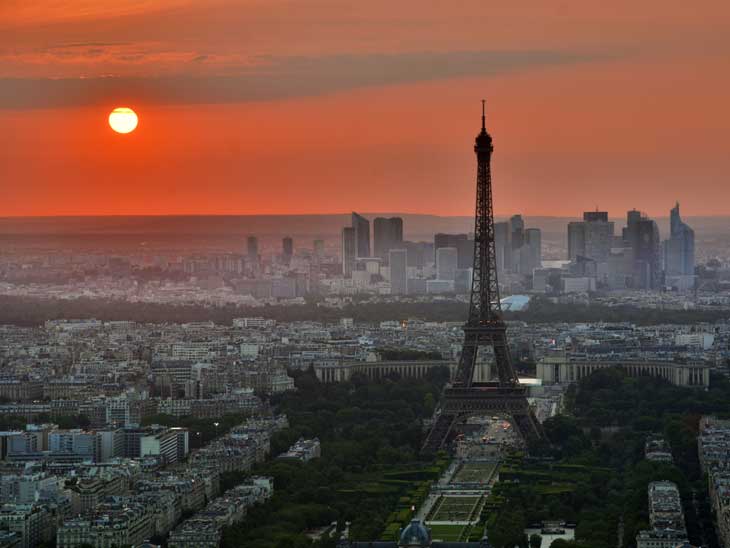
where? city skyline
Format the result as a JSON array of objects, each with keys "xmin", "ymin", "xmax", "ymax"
[{"xmin": 2, "ymin": 1, "xmax": 729, "ymax": 217}]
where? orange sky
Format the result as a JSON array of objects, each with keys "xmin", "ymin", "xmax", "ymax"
[{"xmin": 1, "ymin": 0, "xmax": 729, "ymax": 217}]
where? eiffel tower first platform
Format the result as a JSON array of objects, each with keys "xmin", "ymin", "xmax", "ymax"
[{"xmin": 421, "ymin": 102, "xmax": 544, "ymax": 455}]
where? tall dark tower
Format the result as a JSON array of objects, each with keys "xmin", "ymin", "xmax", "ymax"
[{"xmin": 422, "ymin": 102, "xmax": 543, "ymax": 454}]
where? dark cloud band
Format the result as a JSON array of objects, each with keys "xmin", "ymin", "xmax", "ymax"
[{"xmin": 0, "ymin": 49, "xmax": 594, "ymax": 109}]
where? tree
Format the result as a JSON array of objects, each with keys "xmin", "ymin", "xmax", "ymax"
[
  {"xmin": 423, "ymin": 392, "xmax": 435, "ymax": 414},
  {"xmin": 488, "ymin": 504, "xmax": 527, "ymax": 548},
  {"xmin": 529, "ymin": 533, "xmax": 542, "ymax": 548}
]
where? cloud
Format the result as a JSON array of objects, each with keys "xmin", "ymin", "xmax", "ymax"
[
  {"xmin": 0, "ymin": 42, "xmax": 220, "ymax": 75},
  {"xmin": 0, "ymin": 49, "xmax": 597, "ymax": 109},
  {"xmin": 0, "ymin": 1, "xmax": 194, "ymax": 27}
]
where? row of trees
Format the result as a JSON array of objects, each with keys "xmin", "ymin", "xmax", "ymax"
[{"xmin": 2, "ymin": 294, "xmax": 730, "ymax": 326}]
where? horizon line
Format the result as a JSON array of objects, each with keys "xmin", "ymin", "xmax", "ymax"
[{"xmin": 0, "ymin": 211, "xmax": 728, "ymax": 220}]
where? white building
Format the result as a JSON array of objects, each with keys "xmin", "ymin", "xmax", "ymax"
[
  {"xmin": 675, "ymin": 333, "xmax": 714, "ymax": 351},
  {"xmin": 140, "ymin": 429, "xmax": 186, "ymax": 464}
]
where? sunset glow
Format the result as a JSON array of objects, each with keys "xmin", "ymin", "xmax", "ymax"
[
  {"xmin": 0, "ymin": 1, "xmax": 729, "ymax": 216},
  {"xmin": 108, "ymin": 107, "xmax": 138, "ymax": 134}
]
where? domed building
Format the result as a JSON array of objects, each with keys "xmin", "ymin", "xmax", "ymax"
[
  {"xmin": 399, "ymin": 520, "xmax": 432, "ymax": 547},
  {"xmin": 339, "ymin": 519, "xmax": 492, "ymax": 548}
]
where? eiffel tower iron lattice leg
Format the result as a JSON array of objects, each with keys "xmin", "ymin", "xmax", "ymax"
[{"xmin": 421, "ymin": 102, "xmax": 544, "ymax": 455}]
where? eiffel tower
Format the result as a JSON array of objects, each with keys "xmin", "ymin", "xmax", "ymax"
[{"xmin": 422, "ymin": 102, "xmax": 543, "ymax": 454}]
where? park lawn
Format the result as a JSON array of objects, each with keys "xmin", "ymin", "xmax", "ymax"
[
  {"xmin": 428, "ymin": 524, "xmax": 466, "ymax": 541},
  {"xmin": 431, "ymin": 496, "xmax": 481, "ymax": 521},
  {"xmin": 453, "ymin": 462, "xmax": 497, "ymax": 483}
]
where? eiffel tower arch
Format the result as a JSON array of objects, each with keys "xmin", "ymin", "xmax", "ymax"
[{"xmin": 421, "ymin": 102, "xmax": 544, "ymax": 455}]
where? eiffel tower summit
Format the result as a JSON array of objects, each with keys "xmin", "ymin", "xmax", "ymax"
[{"xmin": 421, "ymin": 101, "xmax": 544, "ymax": 454}]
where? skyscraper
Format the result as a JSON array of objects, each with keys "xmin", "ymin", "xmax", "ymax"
[
  {"xmin": 663, "ymin": 202, "xmax": 695, "ymax": 288},
  {"xmin": 351, "ymin": 212, "xmax": 370, "ymax": 259},
  {"xmin": 520, "ymin": 228, "xmax": 542, "ymax": 275},
  {"xmin": 623, "ymin": 210, "xmax": 661, "ymax": 289},
  {"xmin": 373, "ymin": 217, "xmax": 404, "ymax": 262},
  {"xmin": 341, "ymin": 227, "xmax": 355, "ymax": 277},
  {"xmin": 510, "ymin": 214, "xmax": 524, "ymax": 232},
  {"xmin": 456, "ymin": 238, "xmax": 475, "ymax": 270},
  {"xmin": 313, "ymin": 239, "xmax": 325, "ymax": 258},
  {"xmin": 495, "ymin": 215, "xmax": 540, "ymax": 276},
  {"xmin": 567, "ymin": 211, "xmax": 614, "ymax": 277},
  {"xmin": 494, "ymin": 222, "xmax": 510, "ymax": 274},
  {"xmin": 434, "ymin": 233, "xmax": 467, "ymax": 253},
  {"xmin": 454, "ymin": 268, "xmax": 473, "ymax": 294},
  {"xmin": 434, "ymin": 233, "xmax": 473, "ymax": 268},
  {"xmin": 403, "ymin": 240, "xmax": 432, "ymax": 268},
  {"xmin": 247, "ymin": 236, "xmax": 258, "ymax": 261},
  {"xmin": 246, "ymin": 235, "xmax": 260, "ymax": 275},
  {"xmin": 567, "ymin": 222, "xmax": 586, "ymax": 261},
  {"xmin": 282, "ymin": 237, "xmax": 293, "ymax": 265},
  {"xmin": 583, "ymin": 212, "xmax": 613, "ymax": 262},
  {"xmin": 436, "ymin": 247, "xmax": 458, "ymax": 280},
  {"xmin": 389, "ymin": 249, "xmax": 407, "ymax": 295}
]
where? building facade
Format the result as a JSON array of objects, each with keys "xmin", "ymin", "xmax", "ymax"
[
  {"xmin": 663, "ymin": 202, "xmax": 695, "ymax": 290},
  {"xmin": 537, "ymin": 353, "xmax": 710, "ymax": 388},
  {"xmin": 374, "ymin": 217, "xmax": 404, "ymax": 263}
]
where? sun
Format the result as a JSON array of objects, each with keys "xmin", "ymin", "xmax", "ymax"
[{"xmin": 108, "ymin": 107, "xmax": 138, "ymax": 134}]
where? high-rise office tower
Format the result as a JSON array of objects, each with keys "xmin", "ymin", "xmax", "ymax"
[
  {"xmin": 454, "ymin": 268, "xmax": 473, "ymax": 293},
  {"xmin": 506, "ymin": 215, "xmax": 526, "ymax": 273},
  {"xmin": 623, "ymin": 210, "xmax": 661, "ymax": 289},
  {"xmin": 510, "ymin": 214, "xmax": 525, "ymax": 231},
  {"xmin": 520, "ymin": 228, "xmax": 542, "ymax": 275},
  {"xmin": 247, "ymin": 236, "xmax": 258, "ymax": 261},
  {"xmin": 373, "ymin": 217, "xmax": 404, "ymax": 263},
  {"xmin": 456, "ymin": 238, "xmax": 475, "ymax": 270},
  {"xmin": 246, "ymin": 235, "xmax": 260, "ymax": 276},
  {"xmin": 434, "ymin": 233, "xmax": 473, "ymax": 268},
  {"xmin": 434, "ymin": 233, "xmax": 467, "ymax": 254},
  {"xmin": 341, "ymin": 227, "xmax": 356, "ymax": 277},
  {"xmin": 494, "ymin": 214, "xmax": 540, "ymax": 275},
  {"xmin": 567, "ymin": 222, "xmax": 586, "ymax": 260},
  {"xmin": 351, "ymin": 212, "xmax": 371, "ymax": 259},
  {"xmin": 568, "ymin": 211, "xmax": 614, "ymax": 263},
  {"xmin": 436, "ymin": 247, "xmax": 458, "ymax": 280},
  {"xmin": 583, "ymin": 212, "xmax": 612, "ymax": 262},
  {"xmin": 494, "ymin": 222, "xmax": 510, "ymax": 274},
  {"xmin": 282, "ymin": 237, "xmax": 293, "ymax": 265},
  {"xmin": 664, "ymin": 202, "xmax": 695, "ymax": 280},
  {"xmin": 626, "ymin": 209, "xmax": 643, "ymax": 227},
  {"xmin": 583, "ymin": 211, "xmax": 608, "ymax": 223},
  {"xmin": 313, "ymin": 239, "xmax": 325, "ymax": 258},
  {"xmin": 389, "ymin": 249, "xmax": 408, "ymax": 295},
  {"xmin": 403, "ymin": 241, "xmax": 432, "ymax": 268},
  {"xmin": 510, "ymin": 215, "xmax": 525, "ymax": 249}
]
